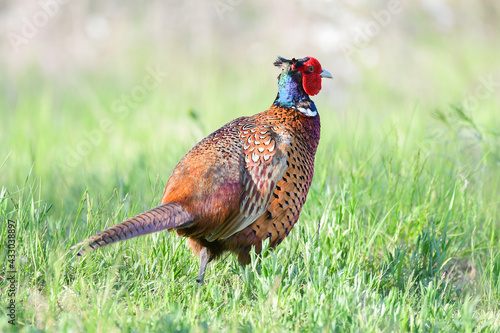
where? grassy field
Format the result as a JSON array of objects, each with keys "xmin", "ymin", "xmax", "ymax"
[{"xmin": 1, "ymin": 38, "xmax": 500, "ymax": 331}]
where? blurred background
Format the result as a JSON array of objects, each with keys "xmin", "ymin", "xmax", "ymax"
[{"xmin": 1, "ymin": 0, "xmax": 499, "ymax": 210}]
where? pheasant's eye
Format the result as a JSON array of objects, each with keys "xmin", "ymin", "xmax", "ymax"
[{"xmin": 308, "ymin": 66, "xmax": 314, "ymax": 72}]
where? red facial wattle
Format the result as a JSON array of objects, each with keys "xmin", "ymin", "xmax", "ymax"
[{"xmin": 294, "ymin": 57, "xmax": 324, "ymax": 96}]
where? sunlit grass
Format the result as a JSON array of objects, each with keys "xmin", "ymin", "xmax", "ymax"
[{"xmin": 1, "ymin": 44, "xmax": 500, "ymax": 331}]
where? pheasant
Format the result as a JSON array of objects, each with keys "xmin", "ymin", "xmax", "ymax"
[{"xmin": 70, "ymin": 56, "xmax": 332, "ymax": 285}]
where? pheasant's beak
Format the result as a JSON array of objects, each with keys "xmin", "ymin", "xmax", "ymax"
[{"xmin": 320, "ymin": 69, "xmax": 333, "ymax": 79}]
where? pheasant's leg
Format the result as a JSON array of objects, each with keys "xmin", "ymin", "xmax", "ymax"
[{"xmin": 197, "ymin": 247, "xmax": 211, "ymax": 286}]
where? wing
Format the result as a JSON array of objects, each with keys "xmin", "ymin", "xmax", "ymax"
[{"xmin": 204, "ymin": 121, "xmax": 290, "ymax": 241}]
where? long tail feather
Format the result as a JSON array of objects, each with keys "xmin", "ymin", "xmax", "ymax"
[{"xmin": 70, "ymin": 202, "xmax": 193, "ymax": 256}]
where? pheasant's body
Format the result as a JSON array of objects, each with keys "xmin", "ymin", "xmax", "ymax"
[
  {"xmin": 70, "ymin": 56, "xmax": 331, "ymax": 284},
  {"xmin": 165, "ymin": 104, "xmax": 320, "ymax": 264}
]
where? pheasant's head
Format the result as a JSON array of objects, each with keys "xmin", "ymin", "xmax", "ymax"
[{"xmin": 274, "ymin": 56, "xmax": 332, "ymax": 96}]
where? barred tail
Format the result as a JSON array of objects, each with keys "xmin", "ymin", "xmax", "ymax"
[{"xmin": 70, "ymin": 202, "xmax": 193, "ymax": 256}]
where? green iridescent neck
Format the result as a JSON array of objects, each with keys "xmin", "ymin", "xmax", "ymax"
[{"xmin": 273, "ymin": 66, "xmax": 312, "ymax": 108}]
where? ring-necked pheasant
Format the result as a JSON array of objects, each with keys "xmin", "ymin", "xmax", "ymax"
[{"xmin": 70, "ymin": 56, "xmax": 332, "ymax": 285}]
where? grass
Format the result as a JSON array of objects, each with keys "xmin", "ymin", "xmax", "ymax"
[{"xmin": 1, "ymin": 42, "xmax": 500, "ymax": 331}]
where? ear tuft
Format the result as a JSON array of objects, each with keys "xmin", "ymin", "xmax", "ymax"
[{"xmin": 274, "ymin": 56, "xmax": 288, "ymax": 67}]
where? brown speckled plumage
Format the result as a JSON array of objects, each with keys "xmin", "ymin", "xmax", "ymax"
[{"xmin": 70, "ymin": 56, "xmax": 332, "ymax": 284}]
